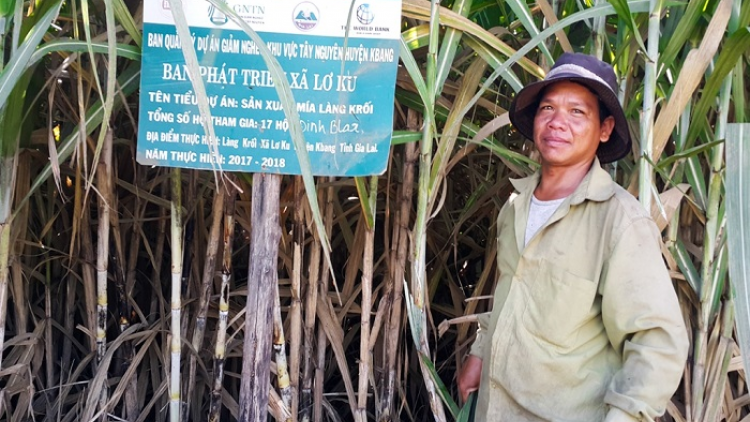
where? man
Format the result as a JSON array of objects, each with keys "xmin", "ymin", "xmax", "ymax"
[{"xmin": 457, "ymin": 53, "xmax": 689, "ymax": 421}]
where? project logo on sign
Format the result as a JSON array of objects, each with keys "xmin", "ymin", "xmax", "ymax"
[
  {"xmin": 231, "ymin": 2, "xmax": 267, "ymax": 25},
  {"xmin": 209, "ymin": 1, "xmax": 229, "ymax": 25},
  {"xmin": 356, "ymin": 4, "xmax": 374, "ymax": 25},
  {"xmin": 292, "ymin": 2, "xmax": 319, "ymax": 31}
]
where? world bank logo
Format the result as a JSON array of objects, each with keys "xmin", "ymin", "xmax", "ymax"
[
  {"xmin": 293, "ymin": 2, "xmax": 319, "ymax": 31},
  {"xmin": 356, "ymin": 4, "xmax": 374, "ymax": 25},
  {"xmin": 209, "ymin": 3, "xmax": 229, "ymax": 26}
]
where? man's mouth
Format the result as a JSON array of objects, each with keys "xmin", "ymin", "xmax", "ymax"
[{"xmin": 541, "ymin": 136, "xmax": 569, "ymax": 146}]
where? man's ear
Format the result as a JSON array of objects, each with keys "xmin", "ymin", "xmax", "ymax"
[{"xmin": 599, "ymin": 116, "xmax": 615, "ymax": 143}]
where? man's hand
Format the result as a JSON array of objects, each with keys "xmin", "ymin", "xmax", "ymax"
[{"xmin": 457, "ymin": 355, "xmax": 483, "ymax": 403}]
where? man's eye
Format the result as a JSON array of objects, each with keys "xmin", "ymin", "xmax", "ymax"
[{"xmin": 572, "ymin": 108, "xmax": 585, "ymax": 114}]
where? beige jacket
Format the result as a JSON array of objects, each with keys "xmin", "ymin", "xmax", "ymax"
[{"xmin": 469, "ymin": 161, "xmax": 689, "ymax": 421}]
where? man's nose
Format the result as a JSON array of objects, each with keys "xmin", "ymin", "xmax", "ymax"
[{"xmin": 546, "ymin": 110, "xmax": 566, "ymax": 129}]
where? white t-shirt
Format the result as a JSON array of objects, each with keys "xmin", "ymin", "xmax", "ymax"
[{"xmin": 524, "ymin": 195, "xmax": 567, "ymax": 246}]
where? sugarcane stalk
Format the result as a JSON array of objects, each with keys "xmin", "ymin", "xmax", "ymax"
[
  {"xmin": 314, "ymin": 177, "xmax": 335, "ymax": 422},
  {"xmin": 638, "ymin": 0, "xmax": 663, "ymax": 211},
  {"xmin": 123, "ymin": 174, "xmax": 151, "ymax": 418},
  {"xmin": 0, "ymin": 219, "xmax": 11, "ymax": 373},
  {"xmin": 692, "ymin": 71, "xmax": 732, "ymax": 420},
  {"xmin": 170, "ymin": 168, "xmax": 184, "ymax": 422},
  {"xmin": 79, "ymin": 184, "xmax": 98, "ymax": 356},
  {"xmin": 699, "ymin": 299, "xmax": 734, "ymax": 421},
  {"xmin": 44, "ymin": 268, "xmax": 54, "ymax": 393},
  {"xmin": 208, "ymin": 185, "xmax": 236, "ymax": 422},
  {"xmin": 356, "ymin": 176, "xmax": 378, "ymax": 422},
  {"xmin": 408, "ymin": 1, "xmax": 446, "ymax": 420},
  {"xmin": 62, "ymin": 254, "xmax": 76, "ymax": 378},
  {"xmin": 147, "ymin": 178, "xmax": 171, "ymax": 422},
  {"xmin": 301, "ymin": 204, "xmax": 322, "ymax": 422},
  {"xmin": 100, "ymin": 128, "xmax": 137, "ymax": 419},
  {"xmin": 10, "ymin": 152, "xmax": 29, "ymax": 338},
  {"xmin": 379, "ymin": 136, "xmax": 418, "ymax": 419},
  {"xmin": 701, "ymin": 74, "xmax": 731, "ymax": 333},
  {"xmin": 95, "ymin": 130, "xmax": 113, "ymax": 416},
  {"xmin": 0, "ymin": 42, "xmax": 21, "ymax": 367},
  {"xmin": 290, "ymin": 176, "xmax": 304, "ymax": 420},
  {"xmin": 0, "ymin": 154, "xmax": 15, "ymax": 372},
  {"xmin": 312, "ymin": 317, "xmax": 326, "ymax": 422},
  {"xmin": 186, "ymin": 186, "xmax": 225, "ymax": 420},
  {"xmin": 239, "ymin": 172, "xmax": 282, "ymax": 421},
  {"xmin": 273, "ymin": 279, "xmax": 292, "ymax": 418},
  {"xmin": 70, "ymin": 0, "xmax": 97, "ymax": 354}
]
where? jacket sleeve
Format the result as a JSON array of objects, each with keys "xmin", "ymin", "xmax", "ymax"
[
  {"xmin": 469, "ymin": 200, "xmax": 513, "ymax": 359},
  {"xmin": 468, "ymin": 312, "xmax": 492, "ymax": 358},
  {"xmin": 600, "ymin": 217, "xmax": 689, "ymax": 421}
]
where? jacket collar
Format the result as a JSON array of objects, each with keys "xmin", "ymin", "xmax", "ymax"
[{"xmin": 509, "ymin": 158, "xmax": 615, "ymax": 204}]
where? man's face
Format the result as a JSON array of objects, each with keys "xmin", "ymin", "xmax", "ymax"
[{"xmin": 533, "ymin": 81, "xmax": 615, "ymax": 169}]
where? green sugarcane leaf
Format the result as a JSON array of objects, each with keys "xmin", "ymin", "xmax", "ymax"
[
  {"xmin": 112, "ymin": 0, "xmax": 141, "ymax": 47},
  {"xmin": 687, "ymin": 28, "xmax": 750, "ymax": 149},
  {"xmin": 420, "ymin": 353, "xmax": 460, "ymax": 419},
  {"xmin": 399, "ymin": 37, "xmax": 435, "ymax": 120},
  {"xmin": 430, "ymin": 58, "xmax": 487, "ymax": 209},
  {"xmin": 30, "ymin": 40, "xmax": 141, "ymax": 65},
  {"xmin": 498, "ymin": 0, "xmax": 651, "ymax": 82},
  {"xmin": 657, "ymin": 140, "xmax": 724, "ymax": 169},
  {"xmin": 0, "ymin": 0, "xmax": 14, "ymax": 17},
  {"xmin": 726, "ymin": 123, "xmax": 750, "ymax": 378},
  {"xmin": 435, "ymin": 0, "xmax": 473, "ymax": 95},
  {"xmin": 686, "ymin": 154, "xmax": 708, "ymax": 211},
  {"xmin": 463, "ymin": 37, "xmax": 523, "ymax": 92},
  {"xmin": 426, "ymin": 1, "xmax": 439, "ymax": 116},
  {"xmin": 354, "ymin": 176, "xmax": 377, "ymax": 229},
  {"xmin": 457, "ymin": 392, "xmax": 477, "ymax": 422},
  {"xmin": 710, "ymin": 218, "xmax": 728, "ymax": 315},
  {"xmin": 505, "ymin": 0, "xmax": 554, "ymax": 63},
  {"xmin": 659, "ymin": 0, "xmax": 706, "ymax": 70},
  {"xmin": 0, "ymin": 69, "xmax": 31, "ymax": 158},
  {"xmin": 403, "ymin": 280, "xmax": 425, "ymax": 351},
  {"xmin": 674, "ymin": 237, "xmax": 701, "ymax": 293},
  {"xmin": 87, "ymin": 0, "xmax": 119, "ymax": 186},
  {"xmin": 0, "ymin": 0, "xmax": 63, "ymax": 108},
  {"xmin": 402, "ymin": 0, "xmax": 544, "ymax": 78},
  {"xmin": 401, "ymin": 23, "xmax": 430, "ymax": 50},
  {"xmin": 80, "ymin": 0, "xmax": 104, "ymax": 105},
  {"xmin": 391, "ymin": 131, "xmax": 422, "ymax": 145},
  {"xmin": 731, "ymin": 59, "xmax": 746, "ymax": 123},
  {"xmin": 737, "ymin": 0, "xmax": 750, "ymax": 30},
  {"xmin": 395, "ymin": 91, "xmax": 492, "ymax": 143}
]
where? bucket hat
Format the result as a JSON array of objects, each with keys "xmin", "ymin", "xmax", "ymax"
[{"xmin": 508, "ymin": 52, "xmax": 631, "ymax": 164}]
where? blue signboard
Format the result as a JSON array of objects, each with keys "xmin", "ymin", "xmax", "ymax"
[{"xmin": 138, "ymin": 0, "xmax": 402, "ymax": 176}]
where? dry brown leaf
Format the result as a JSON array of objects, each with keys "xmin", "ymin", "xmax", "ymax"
[
  {"xmin": 471, "ymin": 112, "xmax": 510, "ymax": 146},
  {"xmin": 652, "ymin": 0, "xmax": 733, "ymax": 162},
  {"xmin": 651, "ymin": 184, "xmax": 691, "ymax": 232},
  {"xmin": 316, "ymin": 295, "xmax": 358, "ymax": 416},
  {"xmin": 537, "ymin": 0, "xmax": 574, "ymax": 52}
]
